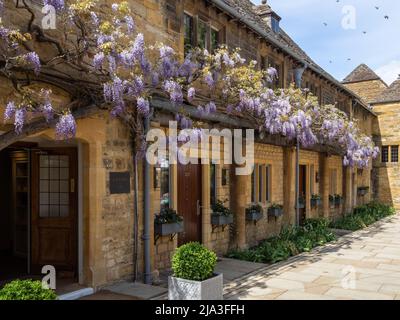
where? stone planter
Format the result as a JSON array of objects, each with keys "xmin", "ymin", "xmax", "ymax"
[
  {"xmin": 168, "ymin": 273, "xmax": 223, "ymax": 300},
  {"xmin": 268, "ymin": 207, "xmax": 283, "ymax": 217},
  {"xmin": 154, "ymin": 221, "xmax": 184, "ymax": 236},
  {"xmin": 211, "ymin": 214, "xmax": 233, "ymax": 226},
  {"xmin": 246, "ymin": 210, "xmax": 263, "ymax": 222},
  {"xmin": 311, "ymin": 199, "xmax": 322, "ymax": 208}
]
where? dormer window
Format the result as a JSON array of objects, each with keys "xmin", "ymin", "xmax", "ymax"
[{"xmin": 271, "ymin": 17, "xmax": 280, "ymax": 33}]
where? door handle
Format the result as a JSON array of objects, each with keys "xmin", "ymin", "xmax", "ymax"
[
  {"xmin": 196, "ymin": 200, "xmax": 203, "ymax": 216},
  {"xmin": 70, "ymin": 178, "xmax": 75, "ymax": 193}
]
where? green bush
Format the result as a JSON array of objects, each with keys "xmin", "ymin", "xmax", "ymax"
[
  {"xmin": 0, "ymin": 280, "xmax": 57, "ymax": 300},
  {"xmin": 172, "ymin": 242, "xmax": 217, "ymax": 281},
  {"xmin": 330, "ymin": 202, "xmax": 395, "ymax": 231},
  {"xmin": 227, "ymin": 218, "xmax": 335, "ymax": 264}
]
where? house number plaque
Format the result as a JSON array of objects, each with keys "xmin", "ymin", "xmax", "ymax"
[{"xmin": 110, "ymin": 172, "xmax": 131, "ymax": 194}]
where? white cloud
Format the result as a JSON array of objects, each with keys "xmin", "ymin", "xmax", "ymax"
[{"xmin": 375, "ymin": 60, "xmax": 400, "ymax": 86}]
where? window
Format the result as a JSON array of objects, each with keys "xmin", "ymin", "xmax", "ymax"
[
  {"xmin": 391, "ymin": 146, "xmax": 399, "ymax": 163},
  {"xmin": 381, "ymin": 146, "xmax": 389, "ymax": 163},
  {"xmin": 258, "ymin": 165, "xmax": 263, "ymax": 203},
  {"xmin": 197, "ymin": 19, "xmax": 207, "ymax": 50},
  {"xmin": 310, "ymin": 165, "xmax": 314, "ymax": 195},
  {"xmin": 261, "ymin": 56, "xmax": 282, "ymax": 89},
  {"xmin": 330, "ymin": 169, "xmax": 337, "ymax": 195},
  {"xmin": 156, "ymin": 156, "xmax": 170, "ymax": 210},
  {"xmin": 271, "ymin": 17, "xmax": 280, "ymax": 33},
  {"xmin": 210, "ymin": 163, "xmax": 217, "ymax": 207},
  {"xmin": 210, "ymin": 28, "xmax": 219, "ymax": 52},
  {"xmin": 184, "ymin": 13, "xmax": 194, "ymax": 56},
  {"xmin": 251, "ymin": 165, "xmax": 256, "ymax": 203},
  {"xmin": 265, "ymin": 166, "xmax": 271, "ymax": 202},
  {"xmin": 221, "ymin": 168, "xmax": 228, "ymax": 186}
]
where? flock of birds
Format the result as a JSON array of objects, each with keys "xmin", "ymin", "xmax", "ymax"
[{"xmin": 323, "ymin": 2, "xmax": 391, "ymax": 64}]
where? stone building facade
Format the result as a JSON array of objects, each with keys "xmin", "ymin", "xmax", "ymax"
[{"xmin": 0, "ymin": 0, "xmax": 377, "ymax": 291}]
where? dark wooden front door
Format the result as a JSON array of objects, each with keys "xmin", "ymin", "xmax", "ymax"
[
  {"xmin": 299, "ymin": 165, "xmax": 307, "ymax": 225},
  {"xmin": 178, "ymin": 163, "xmax": 202, "ymax": 245},
  {"xmin": 31, "ymin": 148, "xmax": 78, "ymax": 275}
]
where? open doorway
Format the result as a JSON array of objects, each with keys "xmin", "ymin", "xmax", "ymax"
[{"xmin": 0, "ymin": 144, "xmax": 79, "ymax": 287}]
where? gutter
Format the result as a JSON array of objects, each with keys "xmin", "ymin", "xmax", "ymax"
[{"xmin": 208, "ymin": 0, "xmax": 375, "ymax": 116}]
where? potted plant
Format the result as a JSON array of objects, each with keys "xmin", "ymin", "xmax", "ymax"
[
  {"xmin": 154, "ymin": 207, "xmax": 183, "ymax": 236},
  {"xmin": 268, "ymin": 203, "xmax": 284, "ymax": 217},
  {"xmin": 311, "ymin": 194, "xmax": 322, "ymax": 208},
  {"xmin": 169, "ymin": 242, "xmax": 222, "ymax": 300},
  {"xmin": 334, "ymin": 194, "xmax": 344, "ymax": 206},
  {"xmin": 357, "ymin": 186, "xmax": 369, "ymax": 196},
  {"xmin": 211, "ymin": 200, "xmax": 233, "ymax": 226},
  {"xmin": 246, "ymin": 203, "xmax": 264, "ymax": 222}
]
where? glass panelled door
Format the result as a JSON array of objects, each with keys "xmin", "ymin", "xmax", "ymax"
[{"xmin": 31, "ymin": 148, "xmax": 77, "ymax": 275}]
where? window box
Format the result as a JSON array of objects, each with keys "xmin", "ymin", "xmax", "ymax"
[
  {"xmin": 211, "ymin": 214, "xmax": 233, "ymax": 226},
  {"xmin": 311, "ymin": 199, "xmax": 322, "ymax": 208},
  {"xmin": 246, "ymin": 209, "xmax": 264, "ymax": 222},
  {"xmin": 357, "ymin": 187, "xmax": 369, "ymax": 197},
  {"xmin": 268, "ymin": 207, "xmax": 283, "ymax": 217},
  {"xmin": 155, "ymin": 221, "xmax": 184, "ymax": 237}
]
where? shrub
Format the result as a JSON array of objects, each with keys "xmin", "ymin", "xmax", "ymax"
[
  {"xmin": 227, "ymin": 218, "xmax": 335, "ymax": 264},
  {"xmin": 331, "ymin": 202, "xmax": 395, "ymax": 231},
  {"xmin": 172, "ymin": 242, "xmax": 217, "ymax": 281},
  {"xmin": 0, "ymin": 280, "xmax": 57, "ymax": 300}
]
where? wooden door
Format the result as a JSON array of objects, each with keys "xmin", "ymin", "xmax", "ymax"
[
  {"xmin": 299, "ymin": 165, "xmax": 307, "ymax": 225},
  {"xmin": 31, "ymin": 148, "xmax": 78, "ymax": 275},
  {"xmin": 178, "ymin": 163, "xmax": 202, "ymax": 245}
]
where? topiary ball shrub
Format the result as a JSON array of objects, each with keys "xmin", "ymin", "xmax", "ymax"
[
  {"xmin": 172, "ymin": 242, "xmax": 217, "ymax": 281},
  {"xmin": 0, "ymin": 280, "xmax": 57, "ymax": 300}
]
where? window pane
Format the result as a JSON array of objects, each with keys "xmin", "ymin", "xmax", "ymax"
[
  {"xmin": 49, "ymin": 180, "xmax": 59, "ymax": 192},
  {"xmin": 60, "ymin": 193, "xmax": 69, "ymax": 205},
  {"xmin": 60, "ymin": 168, "xmax": 69, "ymax": 180},
  {"xmin": 60, "ymin": 206, "xmax": 69, "ymax": 217},
  {"xmin": 49, "ymin": 155, "xmax": 59, "ymax": 167},
  {"xmin": 60, "ymin": 180, "xmax": 69, "ymax": 192},
  {"xmin": 40, "ymin": 167, "xmax": 49, "ymax": 179},
  {"xmin": 49, "ymin": 193, "xmax": 59, "ymax": 205},
  {"xmin": 391, "ymin": 146, "xmax": 399, "ymax": 163},
  {"xmin": 198, "ymin": 20, "xmax": 207, "ymax": 49},
  {"xmin": 40, "ymin": 155, "xmax": 49, "ymax": 167},
  {"xmin": 40, "ymin": 180, "xmax": 49, "ymax": 193},
  {"xmin": 382, "ymin": 146, "xmax": 389, "ymax": 163},
  {"xmin": 40, "ymin": 205, "xmax": 49, "ymax": 218},
  {"xmin": 210, "ymin": 163, "xmax": 216, "ymax": 207},
  {"xmin": 40, "ymin": 193, "xmax": 49, "ymax": 205},
  {"xmin": 211, "ymin": 28, "xmax": 219, "ymax": 52},
  {"xmin": 59, "ymin": 156, "xmax": 69, "ymax": 168},
  {"xmin": 50, "ymin": 168, "xmax": 59, "ymax": 180},
  {"xmin": 49, "ymin": 205, "xmax": 59, "ymax": 217},
  {"xmin": 184, "ymin": 14, "xmax": 194, "ymax": 55}
]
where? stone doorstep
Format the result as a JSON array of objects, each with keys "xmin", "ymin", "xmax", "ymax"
[{"xmin": 104, "ymin": 281, "xmax": 168, "ymax": 300}]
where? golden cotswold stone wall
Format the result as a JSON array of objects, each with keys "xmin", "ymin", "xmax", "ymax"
[{"xmin": 372, "ymin": 102, "xmax": 400, "ymax": 209}]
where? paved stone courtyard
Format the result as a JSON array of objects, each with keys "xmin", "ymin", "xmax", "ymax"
[{"xmin": 224, "ymin": 215, "xmax": 400, "ymax": 300}]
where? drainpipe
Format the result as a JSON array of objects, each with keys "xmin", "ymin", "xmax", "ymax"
[
  {"xmin": 295, "ymin": 138, "xmax": 300, "ymax": 226},
  {"xmin": 143, "ymin": 116, "xmax": 152, "ymax": 284}
]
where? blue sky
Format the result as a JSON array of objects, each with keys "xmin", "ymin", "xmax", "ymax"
[{"xmin": 253, "ymin": 0, "xmax": 400, "ymax": 85}]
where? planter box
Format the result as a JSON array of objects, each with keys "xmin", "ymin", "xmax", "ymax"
[
  {"xmin": 268, "ymin": 207, "xmax": 283, "ymax": 217},
  {"xmin": 311, "ymin": 199, "xmax": 322, "ymax": 208},
  {"xmin": 211, "ymin": 214, "xmax": 233, "ymax": 226},
  {"xmin": 154, "ymin": 221, "xmax": 184, "ymax": 236},
  {"xmin": 358, "ymin": 188, "xmax": 369, "ymax": 196},
  {"xmin": 168, "ymin": 273, "xmax": 223, "ymax": 300},
  {"xmin": 246, "ymin": 210, "xmax": 263, "ymax": 222}
]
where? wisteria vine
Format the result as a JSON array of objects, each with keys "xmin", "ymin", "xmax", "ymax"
[{"xmin": 0, "ymin": 0, "xmax": 378, "ymax": 167}]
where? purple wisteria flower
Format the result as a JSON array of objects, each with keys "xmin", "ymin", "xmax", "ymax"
[
  {"xmin": 93, "ymin": 52, "xmax": 105, "ymax": 69},
  {"xmin": 56, "ymin": 112, "xmax": 76, "ymax": 140},
  {"xmin": 137, "ymin": 97, "xmax": 150, "ymax": 116},
  {"xmin": 43, "ymin": 0, "xmax": 65, "ymax": 11},
  {"xmin": 14, "ymin": 107, "xmax": 26, "ymax": 134},
  {"xmin": 125, "ymin": 16, "xmax": 135, "ymax": 33},
  {"xmin": 24, "ymin": 52, "xmax": 41, "ymax": 75},
  {"xmin": 163, "ymin": 80, "xmax": 183, "ymax": 104},
  {"xmin": 4, "ymin": 101, "xmax": 16, "ymax": 121},
  {"xmin": 40, "ymin": 89, "xmax": 54, "ymax": 122},
  {"xmin": 187, "ymin": 87, "xmax": 195, "ymax": 102},
  {"xmin": 204, "ymin": 72, "xmax": 215, "ymax": 88}
]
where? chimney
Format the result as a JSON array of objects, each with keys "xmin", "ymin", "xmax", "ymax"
[{"xmin": 255, "ymin": 0, "xmax": 281, "ymax": 33}]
